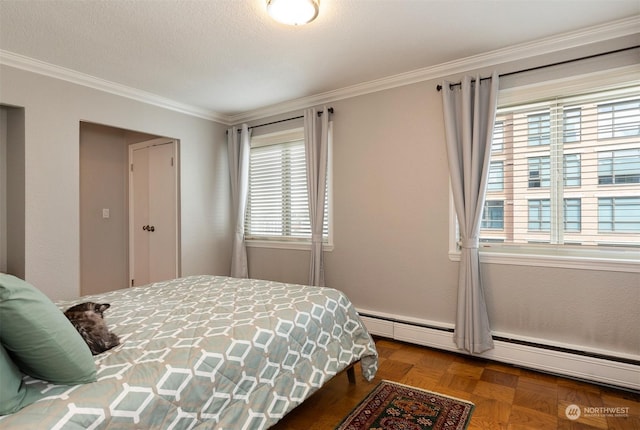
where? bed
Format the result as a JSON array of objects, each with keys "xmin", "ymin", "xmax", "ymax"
[{"xmin": 0, "ymin": 274, "xmax": 378, "ymax": 429}]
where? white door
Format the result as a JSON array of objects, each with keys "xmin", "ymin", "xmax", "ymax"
[{"xmin": 129, "ymin": 139, "xmax": 179, "ymax": 287}]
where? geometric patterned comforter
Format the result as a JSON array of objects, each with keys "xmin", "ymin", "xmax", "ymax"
[{"xmin": 0, "ymin": 275, "xmax": 378, "ymax": 429}]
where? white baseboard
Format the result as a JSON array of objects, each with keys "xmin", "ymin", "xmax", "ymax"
[{"xmin": 358, "ymin": 310, "xmax": 640, "ymax": 391}]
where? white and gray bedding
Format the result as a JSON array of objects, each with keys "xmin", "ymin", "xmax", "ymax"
[{"xmin": 0, "ymin": 275, "xmax": 378, "ymax": 429}]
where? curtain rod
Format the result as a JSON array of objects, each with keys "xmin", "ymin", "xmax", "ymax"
[
  {"xmin": 436, "ymin": 44, "xmax": 640, "ymax": 91},
  {"xmin": 227, "ymin": 107, "xmax": 334, "ymax": 134}
]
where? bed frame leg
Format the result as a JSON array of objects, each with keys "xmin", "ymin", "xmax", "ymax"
[{"xmin": 347, "ymin": 365, "xmax": 356, "ymax": 384}]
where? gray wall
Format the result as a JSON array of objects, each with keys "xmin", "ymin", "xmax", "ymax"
[
  {"xmin": 245, "ymin": 39, "xmax": 640, "ymax": 358},
  {"xmin": 80, "ymin": 123, "xmax": 130, "ymax": 295},
  {"xmin": 0, "ymin": 65, "xmax": 232, "ymax": 300}
]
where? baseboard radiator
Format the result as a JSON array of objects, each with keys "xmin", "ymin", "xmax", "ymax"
[{"xmin": 358, "ymin": 309, "xmax": 640, "ymax": 392}]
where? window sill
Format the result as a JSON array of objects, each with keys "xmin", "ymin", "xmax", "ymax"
[
  {"xmin": 246, "ymin": 240, "xmax": 334, "ymax": 252},
  {"xmin": 448, "ymin": 246, "xmax": 639, "ymax": 273}
]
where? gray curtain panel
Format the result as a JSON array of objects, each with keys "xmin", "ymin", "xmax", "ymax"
[
  {"xmin": 304, "ymin": 107, "xmax": 330, "ymax": 287},
  {"xmin": 441, "ymin": 73, "xmax": 499, "ymax": 354},
  {"xmin": 227, "ymin": 124, "xmax": 251, "ymax": 278}
]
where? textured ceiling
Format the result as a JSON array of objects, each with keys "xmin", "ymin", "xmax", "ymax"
[{"xmin": 1, "ymin": 0, "xmax": 639, "ymax": 119}]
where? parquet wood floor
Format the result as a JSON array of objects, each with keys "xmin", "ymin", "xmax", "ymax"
[{"xmin": 272, "ymin": 337, "xmax": 640, "ymax": 430}]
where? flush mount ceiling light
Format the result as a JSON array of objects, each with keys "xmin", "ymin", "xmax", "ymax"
[{"xmin": 267, "ymin": 0, "xmax": 319, "ymax": 26}]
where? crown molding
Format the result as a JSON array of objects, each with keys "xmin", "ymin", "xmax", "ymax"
[
  {"xmin": 0, "ymin": 50, "xmax": 228, "ymax": 123},
  {"xmin": 229, "ymin": 15, "xmax": 640, "ymax": 124},
  {"xmin": 2, "ymin": 15, "xmax": 638, "ymax": 126}
]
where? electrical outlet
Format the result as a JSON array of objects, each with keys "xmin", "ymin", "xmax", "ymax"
[{"xmin": 102, "ymin": 208, "xmax": 110, "ymax": 219}]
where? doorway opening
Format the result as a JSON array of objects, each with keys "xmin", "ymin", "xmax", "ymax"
[
  {"xmin": 79, "ymin": 122, "xmax": 180, "ymax": 295},
  {"xmin": 0, "ymin": 105, "xmax": 25, "ymax": 278}
]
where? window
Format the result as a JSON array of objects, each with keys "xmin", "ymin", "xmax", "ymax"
[
  {"xmin": 598, "ymin": 149, "xmax": 640, "ymax": 184},
  {"xmin": 451, "ymin": 77, "xmax": 640, "ymax": 269},
  {"xmin": 481, "ymin": 200, "xmax": 504, "ymax": 229},
  {"xmin": 527, "ymin": 112, "xmax": 550, "ymax": 146},
  {"xmin": 481, "ymin": 87, "xmax": 640, "ymax": 248},
  {"xmin": 564, "ymin": 198, "xmax": 581, "ymax": 232},
  {"xmin": 563, "ymin": 108, "xmax": 582, "ymax": 143},
  {"xmin": 528, "ymin": 199, "xmax": 550, "ymax": 231},
  {"xmin": 492, "ymin": 121, "xmax": 504, "ymax": 152},
  {"xmin": 598, "ymin": 99, "xmax": 640, "ymax": 139},
  {"xmin": 564, "ymin": 154, "xmax": 581, "ymax": 187},
  {"xmin": 528, "ymin": 156, "xmax": 550, "ymax": 188},
  {"xmin": 245, "ymin": 128, "xmax": 330, "ymax": 246},
  {"xmin": 598, "ymin": 197, "xmax": 640, "ymax": 232},
  {"xmin": 487, "ymin": 161, "xmax": 504, "ymax": 191}
]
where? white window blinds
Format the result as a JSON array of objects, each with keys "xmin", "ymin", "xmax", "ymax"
[
  {"xmin": 481, "ymin": 85, "xmax": 640, "ymax": 249},
  {"xmin": 245, "ymin": 129, "xmax": 329, "ymax": 242}
]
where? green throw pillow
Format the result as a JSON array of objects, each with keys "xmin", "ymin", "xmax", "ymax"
[
  {"xmin": 0, "ymin": 342, "xmax": 28, "ymax": 415},
  {"xmin": 0, "ymin": 273, "xmax": 97, "ymax": 385}
]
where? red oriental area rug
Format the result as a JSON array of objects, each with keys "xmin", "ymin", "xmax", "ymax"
[{"xmin": 336, "ymin": 380, "xmax": 474, "ymax": 430}]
